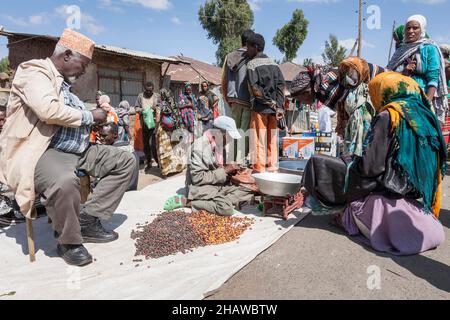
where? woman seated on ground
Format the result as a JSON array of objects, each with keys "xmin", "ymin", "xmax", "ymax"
[
  {"xmin": 387, "ymin": 14, "xmax": 448, "ymax": 124},
  {"xmin": 302, "ymin": 72, "xmax": 446, "ymax": 256}
]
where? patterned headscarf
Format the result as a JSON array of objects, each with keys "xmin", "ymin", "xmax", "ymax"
[
  {"xmin": 369, "ymin": 72, "xmax": 447, "ymax": 217},
  {"xmin": 313, "ymin": 67, "xmax": 347, "ymax": 110}
]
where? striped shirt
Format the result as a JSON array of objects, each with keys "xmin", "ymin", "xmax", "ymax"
[{"xmin": 49, "ymin": 82, "xmax": 94, "ymax": 154}]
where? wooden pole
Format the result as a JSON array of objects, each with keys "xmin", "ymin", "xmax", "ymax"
[
  {"xmin": 357, "ymin": 0, "xmax": 363, "ymax": 57},
  {"xmin": 388, "ymin": 20, "xmax": 396, "ymax": 64},
  {"xmin": 26, "ymin": 218, "xmax": 36, "ymax": 262}
]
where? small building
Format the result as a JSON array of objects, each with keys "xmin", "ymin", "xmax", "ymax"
[
  {"xmin": 0, "ymin": 30, "xmax": 186, "ymax": 108},
  {"xmin": 162, "ymin": 56, "xmax": 222, "ymax": 98},
  {"xmin": 279, "ymin": 61, "xmax": 307, "ymax": 90}
]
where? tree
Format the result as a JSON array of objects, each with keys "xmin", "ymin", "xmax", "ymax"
[
  {"xmin": 321, "ymin": 34, "xmax": 347, "ymax": 67},
  {"xmin": 198, "ymin": 0, "xmax": 254, "ymax": 66},
  {"xmin": 273, "ymin": 9, "xmax": 309, "ymax": 63},
  {"xmin": 303, "ymin": 58, "xmax": 313, "ymax": 67},
  {"xmin": 0, "ymin": 57, "xmax": 9, "ymax": 73}
]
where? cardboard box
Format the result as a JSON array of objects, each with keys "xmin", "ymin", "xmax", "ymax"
[{"xmin": 282, "ymin": 137, "xmax": 315, "ymax": 159}]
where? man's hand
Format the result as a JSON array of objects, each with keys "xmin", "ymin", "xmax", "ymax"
[
  {"xmin": 224, "ymin": 163, "xmax": 239, "ymax": 175},
  {"xmin": 91, "ymin": 108, "xmax": 107, "ymax": 124},
  {"xmin": 276, "ymin": 111, "xmax": 284, "ymax": 121}
]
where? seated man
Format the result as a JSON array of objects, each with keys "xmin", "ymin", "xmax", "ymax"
[
  {"xmin": 185, "ymin": 116, "xmax": 254, "ymax": 216},
  {"xmin": 0, "ymin": 29, "xmax": 136, "ymax": 266},
  {"xmin": 97, "ymin": 123, "xmax": 139, "ymax": 191}
]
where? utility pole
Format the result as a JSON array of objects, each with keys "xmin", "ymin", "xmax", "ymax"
[{"xmin": 357, "ymin": 0, "xmax": 363, "ymax": 57}]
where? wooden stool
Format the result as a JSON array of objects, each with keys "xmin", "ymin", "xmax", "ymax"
[{"xmin": 26, "ymin": 172, "xmax": 91, "ymax": 263}]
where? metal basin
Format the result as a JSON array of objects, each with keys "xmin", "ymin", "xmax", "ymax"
[
  {"xmin": 252, "ymin": 172, "xmax": 302, "ymax": 197},
  {"xmin": 278, "ymin": 160, "xmax": 308, "ymax": 176}
]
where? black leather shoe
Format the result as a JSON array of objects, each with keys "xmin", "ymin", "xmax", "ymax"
[
  {"xmin": 80, "ymin": 213, "xmax": 119, "ymax": 244},
  {"xmin": 57, "ymin": 244, "xmax": 93, "ymax": 266}
]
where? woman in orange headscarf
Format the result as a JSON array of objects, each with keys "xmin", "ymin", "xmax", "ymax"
[{"xmin": 336, "ymin": 57, "xmax": 384, "ymax": 156}]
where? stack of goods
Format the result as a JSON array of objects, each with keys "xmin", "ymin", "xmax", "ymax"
[
  {"xmin": 131, "ymin": 211, "xmax": 255, "ymax": 259},
  {"xmin": 315, "ymin": 132, "xmax": 337, "ymax": 157}
]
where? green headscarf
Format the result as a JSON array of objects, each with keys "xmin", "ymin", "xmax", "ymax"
[{"xmin": 393, "ymin": 24, "xmax": 430, "ymax": 48}]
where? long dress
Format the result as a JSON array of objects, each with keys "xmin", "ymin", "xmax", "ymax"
[
  {"xmin": 156, "ymin": 100, "xmax": 188, "ymax": 177},
  {"xmin": 342, "ymin": 195, "xmax": 445, "ymax": 256}
]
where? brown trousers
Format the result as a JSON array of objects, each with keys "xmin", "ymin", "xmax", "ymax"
[
  {"xmin": 34, "ymin": 145, "xmax": 136, "ymax": 245},
  {"xmin": 249, "ymin": 112, "xmax": 278, "ymax": 173}
]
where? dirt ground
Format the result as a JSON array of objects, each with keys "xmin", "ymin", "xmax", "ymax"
[{"xmin": 140, "ymin": 165, "xmax": 450, "ymax": 300}]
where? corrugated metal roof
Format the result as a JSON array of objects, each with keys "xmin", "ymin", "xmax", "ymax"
[
  {"xmin": 279, "ymin": 62, "xmax": 307, "ymax": 82},
  {"xmin": 95, "ymin": 45, "xmax": 183, "ymax": 64},
  {"xmin": 162, "ymin": 56, "xmax": 222, "ymax": 85},
  {"xmin": 0, "ymin": 30, "xmax": 185, "ymax": 64}
]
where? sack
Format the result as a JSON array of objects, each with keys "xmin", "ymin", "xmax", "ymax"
[
  {"xmin": 142, "ymin": 108, "xmax": 155, "ymax": 129},
  {"xmin": 180, "ymin": 106, "xmax": 196, "ymax": 133},
  {"xmin": 161, "ymin": 113, "xmax": 174, "ymax": 131},
  {"xmin": 290, "ymin": 71, "xmax": 312, "ymax": 96},
  {"xmin": 277, "ymin": 116, "xmax": 287, "ymax": 130}
]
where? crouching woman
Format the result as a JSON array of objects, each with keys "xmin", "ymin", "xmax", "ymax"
[{"xmin": 302, "ymin": 72, "xmax": 446, "ymax": 255}]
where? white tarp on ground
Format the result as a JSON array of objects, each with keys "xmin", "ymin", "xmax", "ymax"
[{"xmin": 0, "ymin": 175, "xmax": 308, "ymax": 300}]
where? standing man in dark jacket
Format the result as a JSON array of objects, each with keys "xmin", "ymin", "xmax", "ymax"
[
  {"xmin": 222, "ymin": 30, "xmax": 255, "ymax": 163},
  {"xmin": 246, "ymin": 33, "xmax": 286, "ymax": 173}
]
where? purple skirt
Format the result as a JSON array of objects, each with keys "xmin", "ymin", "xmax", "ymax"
[{"xmin": 342, "ymin": 195, "xmax": 445, "ymax": 256}]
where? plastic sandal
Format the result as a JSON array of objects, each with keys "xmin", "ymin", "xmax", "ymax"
[{"xmin": 163, "ymin": 195, "xmax": 186, "ymax": 211}]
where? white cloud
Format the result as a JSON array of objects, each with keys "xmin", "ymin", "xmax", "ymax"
[
  {"xmin": 339, "ymin": 38, "xmax": 375, "ymax": 50},
  {"xmin": 249, "ymin": 0, "xmax": 271, "ymax": 11},
  {"xmin": 288, "ymin": 0, "xmax": 341, "ymax": 3},
  {"xmin": 171, "ymin": 16, "xmax": 182, "ymax": 26},
  {"xmin": 29, "ymin": 15, "xmax": 46, "ymax": 25},
  {"xmin": 0, "ymin": 13, "xmax": 48, "ymax": 27},
  {"xmin": 295, "ymin": 54, "xmax": 324, "ymax": 65},
  {"xmin": 401, "ymin": 0, "xmax": 446, "ymax": 4},
  {"xmin": 98, "ymin": 0, "xmax": 124, "ymax": 12},
  {"xmin": 121, "ymin": 0, "xmax": 172, "ymax": 10}
]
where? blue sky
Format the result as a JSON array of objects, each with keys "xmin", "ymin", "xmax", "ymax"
[{"xmin": 0, "ymin": 0, "xmax": 449, "ymax": 67}]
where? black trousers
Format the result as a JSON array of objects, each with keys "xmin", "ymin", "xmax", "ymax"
[{"xmin": 140, "ymin": 117, "xmax": 158, "ymax": 165}]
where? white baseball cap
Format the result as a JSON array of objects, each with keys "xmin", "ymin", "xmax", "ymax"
[{"xmin": 213, "ymin": 116, "xmax": 242, "ymax": 140}]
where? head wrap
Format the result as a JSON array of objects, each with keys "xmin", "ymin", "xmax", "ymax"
[
  {"xmin": 338, "ymin": 57, "xmax": 370, "ymax": 88},
  {"xmin": 116, "ymin": 100, "xmax": 130, "ymax": 119},
  {"xmin": 406, "ymin": 15, "xmax": 427, "ymax": 39},
  {"xmin": 394, "ymin": 25, "xmax": 406, "ymax": 44},
  {"xmin": 313, "ymin": 67, "xmax": 346, "ymax": 110},
  {"xmin": 99, "ymin": 95, "xmax": 111, "ymax": 105},
  {"xmin": 57, "ymin": 28, "xmax": 95, "ymax": 59}
]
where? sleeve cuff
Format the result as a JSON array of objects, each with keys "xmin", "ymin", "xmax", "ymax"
[
  {"xmin": 427, "ymin": 81, "xmax": 438, "ymax": 88},
  {"xmin": 81, "ymin": 110, "xmax": 94, "ymax": 126}
]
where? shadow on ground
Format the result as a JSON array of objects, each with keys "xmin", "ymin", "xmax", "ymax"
[
  {"xmin": 297, "ymin": 213, "xmax": 450, "ymax": 293},
  {"xmin": 0, "ymin": 213, "xmax": 127, "ymax": 259}
]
